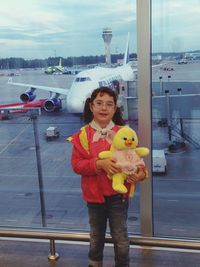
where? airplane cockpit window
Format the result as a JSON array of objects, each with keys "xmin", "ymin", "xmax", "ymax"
[{"xmin": 75, "ymin": 77, "xmax": 91, "ymax": 82}]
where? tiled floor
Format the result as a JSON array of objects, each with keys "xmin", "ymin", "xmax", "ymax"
[{"xmin": 0, "ymin": 239, "xmax": 200, "ymax": 267}]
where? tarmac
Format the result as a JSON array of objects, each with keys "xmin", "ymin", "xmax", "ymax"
[{"xmin": 0, "ymin": 61, "xmax": 200, "ymax": 240}]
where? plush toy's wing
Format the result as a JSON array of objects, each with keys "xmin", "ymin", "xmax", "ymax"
[
  {"xmin": 135, "ymin": 147, "xmax": 149, "ymax": 157},
  {"xmin": 99, "ymin": 151, "xmax": 112, "ymax": 159}
]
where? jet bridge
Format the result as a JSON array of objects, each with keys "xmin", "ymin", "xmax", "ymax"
[{"xmin": 120, "ymin": 81, "xmax": 200, "ymax": 151}]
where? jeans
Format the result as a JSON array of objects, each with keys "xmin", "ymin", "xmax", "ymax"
[{"xmin": 87, "ymin": 194, "xmax": 130, "ymax": 267}]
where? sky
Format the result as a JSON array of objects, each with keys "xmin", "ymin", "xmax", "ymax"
[{"xmin": 0, "ymin": 0, "xmax": 199, "ymax": 59}]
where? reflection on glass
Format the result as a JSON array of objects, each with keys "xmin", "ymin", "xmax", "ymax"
[{"xmin": 152, "ymin": 0, "xmax": 200, "ymax": 238}]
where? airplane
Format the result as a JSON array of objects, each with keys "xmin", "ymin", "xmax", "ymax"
[
  {"xmin": 8, "ymin": 33, "xmax": 138, "ymax": 113},
  {"xmin": 44, "ymin": 58, "xmax": 81, "ymax": 75},
  {"xmin": 44, "ymin": 58, "xmax": 67, "ymax": 74}
]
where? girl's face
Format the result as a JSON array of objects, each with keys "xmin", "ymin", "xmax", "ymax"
[{"xmin": 90, "ymin": 92, "xmax": 117, "ymax": 128}]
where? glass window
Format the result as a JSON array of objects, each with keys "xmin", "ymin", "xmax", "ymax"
[
  {"xmin": 152, "ymin": 0, "xmax": 200, "ymax": 238},
  {"xmin": 0, "ymin": 0, "xmax": 139, "ymax": 235}
]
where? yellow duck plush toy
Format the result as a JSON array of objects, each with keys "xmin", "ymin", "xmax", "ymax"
[{"xmin": 98, "ymin": 126, "xmax": 149, "ymax": 197}]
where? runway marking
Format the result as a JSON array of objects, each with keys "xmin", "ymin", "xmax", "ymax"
[
  {"xmin": 4, "ymin": 219, "xmax": 18, "ymax": 222},
  {"xmin": 171, "ymin": 228, "xmax": 186, "ymax": 232},
  {"xmin": 0, "ymin": 125, "xmax": 30, "ymax": 155}
]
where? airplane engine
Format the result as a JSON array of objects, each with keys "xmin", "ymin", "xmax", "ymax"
[
  {"xmin": 44, "ymin": 95, "xmax": 62, "ymax": 112},
  {"xmin": 20, "ymin": 88, "xmax": 36, "ymax": 102}
]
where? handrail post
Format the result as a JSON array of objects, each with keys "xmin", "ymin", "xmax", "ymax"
[{"xmin": 48, "ymin": 239, "xmax": 59, "ymax": 261}]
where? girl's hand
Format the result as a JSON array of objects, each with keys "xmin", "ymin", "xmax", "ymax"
[
  {"xmin": 96, "ymin": 159, "xmax": 121, "ymax": 176},
  {"xmin": 126, "ymin": 165, "xmax": 146, "ymax": 184}
]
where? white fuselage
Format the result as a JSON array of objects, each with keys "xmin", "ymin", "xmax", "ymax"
[{"xmin": 66, "ymin": 64, "xmax": 136, "ymax": 113}]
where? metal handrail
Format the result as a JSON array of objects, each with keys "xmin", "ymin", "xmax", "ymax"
[{"xmin": 1, "ymin": 228, "xmax": 200, "ymax": 250}]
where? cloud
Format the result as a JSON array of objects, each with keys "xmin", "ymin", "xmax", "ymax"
[
  {"xmin": 152, "ymin": 0, "xmax": 200, "ymax": 52},
  {"xmin": 0, "ymin": 0, "xmax": 199, "ymax": 58},
  {"xmin": 0, "ymin": 0, "xmax": 137, "ymax": 58}
]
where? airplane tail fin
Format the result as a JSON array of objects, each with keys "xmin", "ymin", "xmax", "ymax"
[
  {"xmin": 123, "ymin": 32, "xmax": 130, "ymax": 65},
  {"xmin": 59, "ymin": 58, "xmax": 62, "ymax": 67}
]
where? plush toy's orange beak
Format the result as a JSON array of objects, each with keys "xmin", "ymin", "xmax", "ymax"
[{"xmin": 125, "ymin": 139, "xmax": 132, "ymax": 147}]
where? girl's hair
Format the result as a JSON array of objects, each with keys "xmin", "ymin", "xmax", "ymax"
[{"xmin": 83, "ymin": 86, "xmax": 125, "ymax": 125}]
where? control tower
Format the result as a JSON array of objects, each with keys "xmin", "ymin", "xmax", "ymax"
[{"xmin": 102, "ymin": 27, "xmax": 112, "ymax": 65}]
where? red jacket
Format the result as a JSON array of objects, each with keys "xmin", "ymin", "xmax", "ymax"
[{"xmin": 69, "ymin": 124, "xmax": 131, "ymax": 203}]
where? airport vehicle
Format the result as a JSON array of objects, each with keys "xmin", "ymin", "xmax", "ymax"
[
  {"xmin": 46, "ymin": 127, "xmax": 60, "ymax": 141},
  {"xmin": 0, "ymin": 109, "xmax": 9, "ymax": 120},
  {"xmin": 8, "ymin": 34, "xmax": 136, "ymax": 113},
  {"xmin": 152, "ymin": 149, "xmax": 167, "ymax": 174},
  {"xmin": 178, "ymin": 59, "xmax": 188, "ymax": 64}
]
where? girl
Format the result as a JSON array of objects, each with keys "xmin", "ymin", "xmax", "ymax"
[{"xmin": 69, "ymin": 87, "xmax": 146, "ymax": 267}]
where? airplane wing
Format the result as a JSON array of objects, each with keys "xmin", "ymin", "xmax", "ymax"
[{"xmin": 8, "ymin": 79, "xmax": 69, "ymax": 96}]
